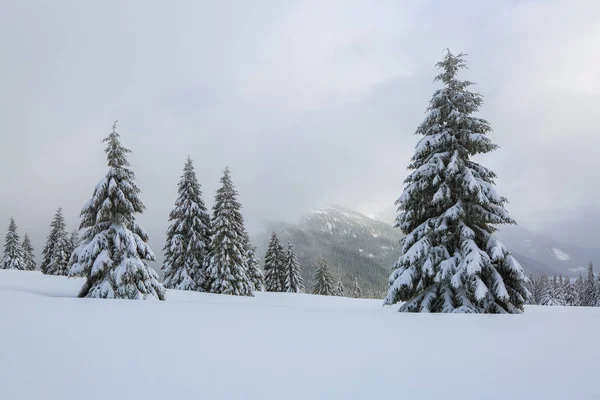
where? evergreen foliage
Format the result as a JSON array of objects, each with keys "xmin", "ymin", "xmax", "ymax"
[
  {"xmin": 312, "ymin": 260, "xmax": 335, "ymax": 296},
  {"xmin": 41, "ymin": 208, "xmax": 67, "ymax": 274},
  {"xmin": 21, "ymin": 234, "xmax": 37, "ymax": 271},
  {"xmin": 335, "ymin": 277, "xmax": 345, "ymax": 297},
  {"xmin": 581, "ymin": 263, "xmax": 597, "ymax": 307},
  {"xmin": 70, "ymin": 122, "xmax": 165, "ymax": 300},
  {"xmin": 45, "ymin": 226, "xmax": 71, "ymax": 276},
  {"xmin": 245, "ymin": 243, "xmax": 265, "ymax": 292},
  {"xmin": 384, "ymin": 50, "xmax": 528, "ymax": 313},
  {"xmin": 67, "ymin": 230, "xmax": 80, "ymax": 260},
  {"xmin": 162, "ymin": 157, "xmax": 211, "ymax": 291},
  {"xmin": 263, "ymin": 232, "xmax": 286, "ymax": 292},
  {"xmin": 2, "ymin": 218, "xmax": 24, "ymax": 270},
  {"xmin": 284, "ymin": 241, "xmax": 304, "ymax": 293},
  {"xmin": 204, "ymin": 167, "xmax": 252, "ymax": 296},
  {"xmin": 351, "ymin": 277, "xmax": 363, "ymax": 298}
]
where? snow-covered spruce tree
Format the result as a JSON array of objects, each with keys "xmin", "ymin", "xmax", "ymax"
[
  {"xmin": 539, "ymin": 275, "xmax": 560, "ymax": 306},
  {"xmin": 204, "ymin": 167, "xmax": 252, "ymax": 296},
  {"xmin": 263, "ymin": 232, "xmax": 286, "ymax": 292},
  {"xmin": 67, "ymin": 229, "xmax": 79, "ymax": 259},
  {"xmin": 285, "ymin": 241, "xmax": 304, "ymax": 293},
  {"xmin": 581, "ymin": 263, "xmax": 597, "ymax": 307},
  {"xmin": 2, "ymin": 218, "xmax": 24, "ymax": 270},
  {"xmin": 575, "ymin": 273, "xmax": 585, "ymax": 306},
  {"xmin": 554, "ymin": 275, "xmax": 566, "ymax": 306},
  {"xmin": 162, "ymin": 157, "xmax": 211, "ymax": 291},
  {"xmin": 384, "ymin": 50, "xmax": 528, "ymax": 313},
  {"xmin": 351, "ymin": 277, "xmax": 363, "ymax": 298},
  {"xmin": 335, "ymin": 277, "xmax": 345, "ymax": 297},
  {"xmin": 245, "ymin": 243, "xmax": 265, "ymax": 292},
  {"xmin": 312, "ymin": 259, "xmax": 335, "ymax": 296},
  {"xmin": 564, "ymin": 277, "xmax": 577, "ymax": 306},
  {"xmin": 46, "ymin": 225, "xmax": 71, "ymax": 276},
  {"xmin": 525, "ymin": 275, "xmax": 537, "ymax": 305},
  {"xmin": 70, "ymin": 122, "xmax": 165, "ymax": 300},
  {"xmin": 596, "ymin": 275, "xmax": 600, "ymax": 307},
  {"xmin": 40, "ymin": 208, "xmax": 67, "ymax": 274},
  {"xmin": 21, "ymin": 234, "xmax": 37, "ymax": 271}
]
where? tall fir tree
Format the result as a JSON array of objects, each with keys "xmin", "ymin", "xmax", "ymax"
[
  {"xmin": 263, "ymin": 232, "xmax": 286, "ymax": 292},
  {"xmin": 162, "ymin": 157, "xmax": 211, "ymax": 291},
  {"xmin": 284, "ymin": 241, "xmax": 304, "ymax": 293},
  {"xmin": 312, "ymin": 259, "xmax": 335, "ymax": 296},
  {"xmin": 581, "ymin": 263, "xmax": 597, "ymax": 307},
  {"xmin": 41, "ymin": 208, "xmax": 67, "ymax": 274},
  {"xmin": 70, "ymin": 122, "xmax": 165, "ymax": 300},
  {"xmin": 204, "ymin": 167, "xmax": 252, "ymax": 296},
  {"xmin": 2, "ymin": 218, "xmax": 24, "ymax": 270},
  {"xmin": 21, "ymin": 234, "xmax": 37, "ymax": 271},
  {"xmin": 384, "ymin": 50, "xmax": 528, "ymax": 313}
]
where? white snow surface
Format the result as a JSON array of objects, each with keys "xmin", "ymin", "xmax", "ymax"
[
  {"xmin": 1, "ymin": 270, "xmax": 599, "ymax": 400},
  {"xmin": 552, "ymin": 247, "xmax": 571, "ymax": 261}
]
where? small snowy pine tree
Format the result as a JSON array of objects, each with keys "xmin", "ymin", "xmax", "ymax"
[
  {"xmin": 554, "ymin": 275, "xmax": 566, "ymax": 306},
  {"xmin": 45, "ymin": 227, "xmax": 71, "ymax": 276},
  {"xmin": 335, "ymin": 278, "xmax": 345, "ymax": 297},
  {"xmin": 312, "ymin": 259, "xmax": 335, "ymax": 296},
  {"xmin": 2, "ymin": 218, "xmax": 24, "ymax": 270},
  {"xmin": 67, "ymin": 230, "xmax": 80, "ymax": 258},
  {"xmin": 284, "ymin": 241, "xmax": 304, "ymax": 293},
  {"xmin": 581, "ymin": 263, "xmax": 597, "ymax": 307},
  {"xmin": 384, "ymin": 50, "xmax": 528, "ymax": 313},
  {"xmin": 41, "ymin": 208, "xmax": 66, "ymax": 274},
  {"xmin": 21, "ymin": 234, "xmax": 37, "ymax": 271},
  {"xmin": 351, "ymin": 277, "xmax": 363, "ymax": 298},
  {"xmin": 525, "ymin": 275, "xmax": 537, "ymax": 305},
  {"xmin": 575, "ymin": 273, "xmax": 585, "ymax": 306},
  {"xmin": 263, "ymin": 232, "xmax": 286, "ymax": 292},
  {"xmin": 204, "ymin": 167, "xmax": 252, "ymax": 296},
  {"xmin": 162, "ymin": 157, "xmax": 211, "ymax": 291},
  {"xmin": 245, "ymin": 243, "xmax": 265, "ymax": 292},
  {"xmin": 564, "ymin": 277, "xmax": 577, "ymax": 306},
  {"xmin": 70, "ymin": 122, "xmax": 165, "ymax": 300}
]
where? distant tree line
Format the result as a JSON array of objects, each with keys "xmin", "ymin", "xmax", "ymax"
[{"xmin": 526, "ymin": 263, "xmax": 600, "ymax": 307}]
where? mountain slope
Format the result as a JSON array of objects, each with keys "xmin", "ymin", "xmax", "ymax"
[
  {"xmin": 254, "ymin": 205, "xmax": 401, "ymax": 296},
  {"xmin": 254, "ymin": 206, "xmax": 600, "ymax": 295}
]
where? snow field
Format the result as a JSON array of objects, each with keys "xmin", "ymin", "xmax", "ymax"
[{"xmin": 1, "ymin": 270, "xmax": 599, "ymax": 400}]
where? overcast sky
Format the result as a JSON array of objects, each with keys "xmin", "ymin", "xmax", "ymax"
[{"xmin": 1, "ymin": 0, "xmax": 599, "ymax": 258}]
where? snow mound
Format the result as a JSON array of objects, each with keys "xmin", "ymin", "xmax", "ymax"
[
  {"xmin": 1, "ymin": 270, "xmax": 599, "ymax": 400},
  {"xmin": 552, "ymin": 248, "xmax": 570, "ymax": 261}
]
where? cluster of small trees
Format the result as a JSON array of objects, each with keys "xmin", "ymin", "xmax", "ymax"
[
  {"xmin": 2, "ymin": 210, "xmax": 80, "ymax": 274},
  {"xmin": 1, "ymin": 218, "xmax": 36, "ymax": 271},
  {"xmin": 311, "ymin": 259, "xmax": 362, "ymax": 298},
  {"xmin": 527, "ymin": 263, "xmax": 600, "ymax": 307},
  {"xmin": 262, "ymin": 231, "xmax": 363, "ymax": 298}
]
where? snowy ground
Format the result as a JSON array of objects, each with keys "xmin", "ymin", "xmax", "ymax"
[{"xmin": 1, "ymin": 270, "xmax": 599, "ymax": 400}]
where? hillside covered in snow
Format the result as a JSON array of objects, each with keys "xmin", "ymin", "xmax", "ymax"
[
  {"xmin": 255, "ymin": 206, "xmax": 600, "ymax": 295},
  {"xmin": 1, "ymin": 270, "xmax": 599, "ymax": 400}
]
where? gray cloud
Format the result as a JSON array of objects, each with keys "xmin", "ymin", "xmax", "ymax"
[{"xmin": 1, "ymin": 0, "xmax": 599, "ymax": 261}]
